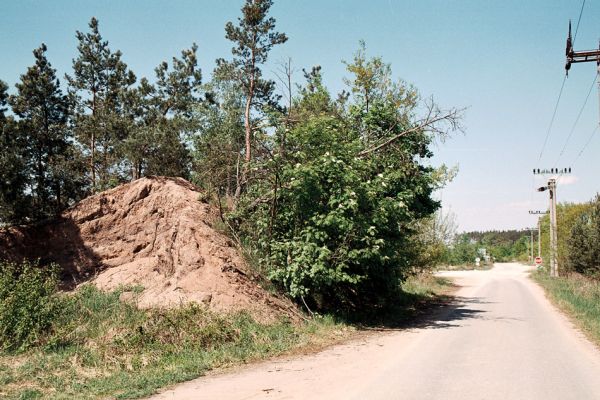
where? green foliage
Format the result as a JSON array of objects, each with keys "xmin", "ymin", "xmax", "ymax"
[
  {"xmin": 7, "ymin": 44, "xmax": 85, "ymax": 221},
  {"xmin": 192, "ymin": 65, "xmax": 245, "ymax": 196},
  {"xmin": 565, "ymin": 195, "xmax": 600, "ymax": 277},
  {"xmin": 0, "ymin": 261, "xmax": 62, "ymax": 351},
  {"xmin": 0, "ymin": 284, "xmax": 350, "ymax": 399},
  {"xmin": 121, "ymin": 45, "xmax": 202, "ymax": 180},
  {"xmin": 446, "ymin": 233, "xmax": 479, "ymax": 265},
  {"xmin": 538, "ymin": 201, "xmax": 594, "ymax": 275},
  {"xmin": 343, "ymin": 40, "xmax": 418, "ymax": 116},
  {"xmin": 446, "ymin": 230, "xmax": 531, "ymax": 265},
  {"xmin": 218, "ymin": 0, "xmax": 288, "ymax": 194},
  {"xmin": 67, "ymin": 17, "xmax": 137, "ymax": 191},
  {"xmin": 222, "ymin": 0, "xmax": 287, "ymax": 94},
  {"xmin": 231, "ymin": 46, "xmax": 448, "ymax": 311},
  {"xmin": 0, "ymin": 4, "xmax": 462, "ymax": 324},
  {"xmin": 533, "ymin": 270, "xmax": 600, "ymax": 347},
  {"xmin": 413, "ymin": 208, "xmax": 458, "ymax": 269},
  {"xmin": 0, "ymin": 80, "xmax": 30, "ymax": 224}
]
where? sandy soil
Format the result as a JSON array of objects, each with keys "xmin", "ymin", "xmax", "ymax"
[{"xmin": 0, "ymin": 177, "xmax": 297, "ymax": 320}]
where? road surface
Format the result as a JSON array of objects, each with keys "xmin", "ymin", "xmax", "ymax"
[{"xmin": 149, "ymin": 263, "xmax": 600, "ymax": 400}]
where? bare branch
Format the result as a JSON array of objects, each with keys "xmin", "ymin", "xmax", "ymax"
[{"xmin": 358, "ymin": 103, "xmax": 465, "ymax": 157}]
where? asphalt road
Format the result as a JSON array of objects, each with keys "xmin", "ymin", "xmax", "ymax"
[{"xmin": 150, "ymin": 263, "xmax": 600, "ymax": 400}]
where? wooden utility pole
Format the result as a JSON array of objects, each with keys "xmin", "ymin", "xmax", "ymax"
[
  {"xmin": 565, "ymin": 21, "xmax": 600, "ymax": 74},
  {"xmin": 528, "ymin": 211, "xmax": 548, "ymax": 265},
  {"xmin": 538, "ymin": 218, "xmax": 542, "ymax": 258},
  {"xmin": 548, "ymin": 179, "xmax": 558, "ymax": 277},
  {"xmin": 530, "ymin": 228, "xmax": 534, "ymax": 264},
  {"xmin": 536, "ymin": 180, "xmax": 559, "ymax": 277}
]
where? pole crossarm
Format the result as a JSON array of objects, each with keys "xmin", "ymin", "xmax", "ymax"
[
  {"xmin": 533, "ymin": 167, "xmax": 571, "ymax": 175},
  {"xmin": 565, "ymin": 21, "xmax": 600, "ymax": 73},
  {"xmin": 568, "ymin": 49, "xmax": 600, "ymax": 65}
]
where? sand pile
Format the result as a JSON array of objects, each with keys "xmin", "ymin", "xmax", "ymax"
[{"xmin": 0, "ymin": 177, "xmax": 296, "ymax": 319}]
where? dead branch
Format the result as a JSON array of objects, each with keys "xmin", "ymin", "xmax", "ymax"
[{"xmin": 358, "ymin": 102, "xmax": 465, "ymax": 157}]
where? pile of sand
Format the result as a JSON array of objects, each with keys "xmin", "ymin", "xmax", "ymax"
[{"xmin": 0, "ymin": 177, "xmax": 297, "ymax": 320}]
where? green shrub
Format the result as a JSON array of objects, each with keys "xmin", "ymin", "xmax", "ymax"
[
  {"xmin": 238, "ymin": 113, "xmax": 438, "ymax": 312},
  {"xmin": 0, "ymin": 260, "xmax": 62, "ymax": 351},
  {"xmin": 566, "ymin": 195, "xmax": 600, "ymax": 277}
]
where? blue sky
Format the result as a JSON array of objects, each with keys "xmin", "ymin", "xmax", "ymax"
[{"xmin": 1, "ymin": 0, "xmax": 599, "ymax": 232}]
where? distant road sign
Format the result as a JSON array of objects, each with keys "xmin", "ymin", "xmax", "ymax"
[{"xmin": 535, "ymin": 256, "xmax": 543, "ymax": 265}]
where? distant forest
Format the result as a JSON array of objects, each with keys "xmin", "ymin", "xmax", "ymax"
[{"xmin": 446, "ymin": 229, "xmax": 531, "ymax": 265}]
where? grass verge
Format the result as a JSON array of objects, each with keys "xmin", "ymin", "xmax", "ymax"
[
  {"xmin": 0, "ymin": 273, "xmax": 453, "ymax": 399},
  {"xmin": 532, "ymin": 270, "xmax": 600, "ymax": 347}
]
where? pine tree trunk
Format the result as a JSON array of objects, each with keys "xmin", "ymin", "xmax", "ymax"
[
  {"xmin": 91, "ymin": 90, "xmax": 97, "ymax": 192},
  {"xmin": 237, "ymin": 79, "xmax": 255, "ymax": 200},
  {"xmin": 244, "ymin": 91, "xmax": 252, "ymax": 164},
  {"xmin": 91, "ymin": 133, "xmax": 96, "ymax": 191}
]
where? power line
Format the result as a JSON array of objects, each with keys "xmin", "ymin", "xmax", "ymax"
[
  {"xmin": 573, "ymin": 125, "xmax": 599, "ymax": 164},
  {"xmin": 538, "ymin": 75, "xmax": 567, "ymax": 163},
  {"xmin": 573, "ymin": 0, "xmax": 586, "ymax": 46},
  {"xmin": 537, "ymin": 0, "xmax": 586, "ymax": 164},
  {"xmin": 555, "ymin": 71, "xmax": 598, "ymax": 164}
]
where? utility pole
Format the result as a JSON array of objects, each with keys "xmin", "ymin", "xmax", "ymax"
[
  {"xmin": 528, "ymin": 210, "xmax": 548, "ymax": 265},
  {"xmin": 537, "ymin": 179, "xmax": 559, "ymax": 277},
  {"xmin": 565, "ymin": 21, "xmax": 600, "ymax": 126},
  {"xmin": 548, "ymin": 179, "xmax": 558, "ymax": 277},
  {"xmin": 530, "ymin": 228, "xmax": 534, "ymax": 264},
  {"xmin": 537, "ymin": 218, "xmax": 542, "ymax": 258},
  {"xmin": 565, "ymin": 21, "xmax": 600, "ymax": 74}
]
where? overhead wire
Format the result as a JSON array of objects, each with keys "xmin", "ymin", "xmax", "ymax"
[
  {"xmin": 573, "ymin": 125, "xmax": 599, "ymax": 165},
  {"xmin": 555, "ymin": 71, "xmax": 598, "ymax": 165},
  {"xmin": 537, "ymin": 75, "xmax": 567, "ymax": 163},
  {"xmin": 531, "ymin": 0, "xmax": 588, "ymax": 217},
  {"xmin": 538, "ymin": 0, "xmax": 586, "ymax": 165},
  {"xmin": 573, "ymin": 0, "xmax": 586, "ymax": 46}
]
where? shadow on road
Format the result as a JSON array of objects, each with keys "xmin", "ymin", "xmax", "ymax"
[{"xmin": 355, "ymin": 295, "xmax": 492, "ymax": 331}]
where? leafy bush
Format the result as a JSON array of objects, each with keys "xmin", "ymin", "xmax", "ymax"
[
  {"xmin": 566, "ymin": 195, "xmax": 600, "ymax": 277},
  {"xmin": 239, "ymin": 112, "xmax": 439, "ymax": 311},
  {"xmin": 0, "ymin": 260, "xmax": 62, "ymax": 350}
]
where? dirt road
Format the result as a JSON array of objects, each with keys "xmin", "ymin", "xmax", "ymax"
[{"xmin": 149, "ymin": 263, "xmax": 600, "ymax": 399}]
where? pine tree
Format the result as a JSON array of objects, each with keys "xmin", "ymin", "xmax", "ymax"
[
  {"xmin": 193, "ymin": 64, "xmax": 245, "ymax": 196},
  {"xmin": 9, "ymin": 44, "xmax": 80, "ymax": 219},
  {"xmin": 66, "ymin": 17, "xmax": 136, "ymax": 191},
  {"xmin": 0, "ymin": 80, "xmax": 30, "ymax": 224},
  {"xmin": 219, "ymin": 0, "xmax": 287, "ymax": 197},
  {"xmin": 122, "ymin": 45, "xmax": 202, "ymax": 179}
]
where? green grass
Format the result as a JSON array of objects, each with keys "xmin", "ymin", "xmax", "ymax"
[
  {"xmin": 0, "ymin": 273, "xmax": 454, "ymax": 399},
  {"xmin": 0, "ymin": 285, "xmax": 349, "ymax": 399},
  {"xmin": 532, "ymin": 270, "xmax": 600, "ymax": 347}
]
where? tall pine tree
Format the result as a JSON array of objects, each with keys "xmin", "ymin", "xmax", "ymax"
[
  {"xmin": 0, "ymin": 80, "xmax": 30, "ymax": 224},
  {"xmin": 66, "ymin": 17, "xmax": 136, "ymax": 191},
  {"xmin": 219, "ymin": 0, "xmax": 287, "ymax": 197},
  {"xmin": 122, "ymin": 45, "xmax": 202, "ymax": 179},
  {"xmin": 9, "ymin": 44, "xmax": 79, "ymax": 219}
]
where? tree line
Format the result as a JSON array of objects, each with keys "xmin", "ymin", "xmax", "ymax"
[
  {"xmin": 0, "ymin": 17, "xmax": 203, "ymax": 223},
  {"xmin": 444, "ymin": 230, "xmax": 530, "ymax": 265},
  {"xmin": 1, "ymin": 0, "xmax": 463, "ymax": 312}
]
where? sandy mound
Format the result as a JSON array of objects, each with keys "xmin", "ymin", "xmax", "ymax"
[{"xmin": 0, "ymin": 177, "xmax": 297, "ymax": 319}]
